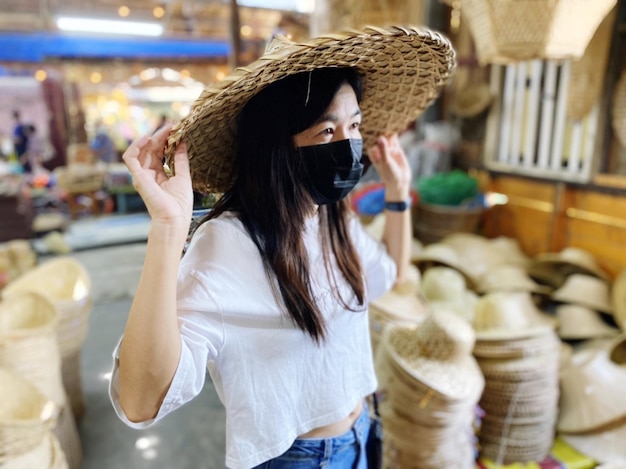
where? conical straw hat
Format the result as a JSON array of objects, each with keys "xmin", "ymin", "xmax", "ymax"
[
  {"xmin": 558, "ymin": 337, "xmax": 626, "ymax": 433},
  {"xmin": 164, "ymin": 25, "xmax": 456, "ymax": 193},
  {"xmin": 557, "ymin": 304, "xmax": 619, "ymax": 340},
  {"xmin": 383, "ymin": 310, "xmax": 485, "ymax": 402},
  {"xmin": 473, "ymin": 291, "xmax": 556, "ymax": 340},
  {"xmin": 551, "ymin": 273, "xmax": 612, "ymax": 313}
]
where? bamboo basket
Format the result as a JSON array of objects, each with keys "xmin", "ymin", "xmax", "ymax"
[
  {"xmin": 0, "ymin": 368, "xmax": 58, "ymax": 463},
  {"xmin": 461, "ymin": 0, "xmax": 617, "ymax": 64},
  {"xmin": 413, "ymin": 201, "xmax": 485, "ymax": 244}
]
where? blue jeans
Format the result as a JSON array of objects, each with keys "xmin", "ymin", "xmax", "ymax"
[{"xmin": 254, "ymin": 403, "xmax": 371, "ymax": 468}]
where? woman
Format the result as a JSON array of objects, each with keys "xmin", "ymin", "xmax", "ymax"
[{"xmin": 110, "ymin": 26, "xmax": 455, "ymax": 468}]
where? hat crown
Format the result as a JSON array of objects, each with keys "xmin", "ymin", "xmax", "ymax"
[
  {"xmin": 422, "ymin": 266, "xmax": 466, "ymax": 302},
  {"xmin": 553, "ymin": 273, "xmax": 611, "ymax": 311},
  {"xmin": 413, "ymin": 311, "xmax": 475, "ymax": 361},
  {"xmin": 559, "ymin": 247, "xmax": 596, "ymax": 266},
  {"xmin": 474, "ymin": 291, "xmax": 544, "ymax": 332},
  {"xmin": 421, "ymin": 244, "xmax": 459, "ymax": 264}
]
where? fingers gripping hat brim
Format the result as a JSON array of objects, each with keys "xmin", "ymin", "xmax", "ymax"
[{"xmin": 165, "ymin": 25, "xmax": 456, "ymax": 193}]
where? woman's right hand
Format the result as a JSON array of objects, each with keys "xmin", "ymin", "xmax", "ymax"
[{"xmin": 122, "ymin": 124, "xmax": 193, "ymax": 230}]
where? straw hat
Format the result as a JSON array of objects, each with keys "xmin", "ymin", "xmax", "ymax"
[
  {"xmin": 164, "ymin": 25, "xmax": 456, "ymax": 193},
  {"xmin": 477, "ymin": 265, "xmax": 551, "ymax": 295},
  {"xmin": 611, "ymin": 268, "xmax": 626, "ymax": 330},
  {"xmin": 421, "ymin": 267, "xmax": 467, "ymax": 302},
  {"xmin": 412, "ymin": 243, "xmax": 475, "ymax": 288},
  {"xmin": 489, "ymin": 236, "xmax": 530, "ymax": 268},
  {"xmin": 383, "ymin": 310, "xmax": 485, "ymax": 402},
  {"xmin": 561, "ymin": 417, "xmax": 626, "ymax": 465},
  {"xmin": 551, "ymin": 273, "xmax": 612, "ymax": 314},
  {"xmin": 531, "ymin": 247, "xmax": 609, "ymax": 281},
  {"xmin": 473, "ymin": 291, "xmax": 556, "ymax": 340},
  {"xmin": 558, "ymin": 337, "xmax": 626, "ymax": 433},
  {"xmin": 557, "ymin": 304, "xmax": 619, "ymax": 340},
  {"xmin": 450, "ymin": 83, "xmax": 493, "ymax": 118}
]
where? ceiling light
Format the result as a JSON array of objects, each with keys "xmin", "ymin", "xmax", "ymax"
[
  {"xmin": 35, "ymin": 70, "xmax": 47, "ymax": 81},
  {"xmin": 56, "ymin": 16, "xmax": 164, "ymax": 37},
  {"xmin": 118, "ymin": 6, "xmax": 130, "ymax": 17}
]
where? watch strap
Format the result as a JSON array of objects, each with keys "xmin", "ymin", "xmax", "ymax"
[{"xmin": 384, "ymin": 198, "xmax": 412, "ymax": 212}]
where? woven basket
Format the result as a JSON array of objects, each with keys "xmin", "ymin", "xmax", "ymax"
[
  {"xmin": 462, "ymin": 0, "xmax": 617, "ymax": 64},
  {"xmin": 413, "ymin": 201, "xmax": 484, "ymax": 244},
  {"xmin": 0, "ymin": 368, "xmax": 57, "ymax": 462},
  {"xmin": 55, "ymin": 165, "xmax": 106, "ymax": 193},
  {"xmin": 0, "ymin": 293, "xmax": 66, "ymax": 407}
]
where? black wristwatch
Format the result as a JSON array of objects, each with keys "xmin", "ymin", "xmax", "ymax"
[{"xmin": 384, "ymin": 198, "xmax": 412, "ymax": 212}]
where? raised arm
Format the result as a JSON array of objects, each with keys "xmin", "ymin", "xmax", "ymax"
[
  {"xmin": 118, "ymin": 125, "xmax": 193, "ymax": 422},
  {"xmin": 368, "ymin": 134, "xmax": 412, "ymax": 285}
]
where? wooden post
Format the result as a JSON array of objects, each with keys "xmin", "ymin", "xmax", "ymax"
[{"xmin": 229, "ymin": 0, "xmax": 243, "ymax": 68}]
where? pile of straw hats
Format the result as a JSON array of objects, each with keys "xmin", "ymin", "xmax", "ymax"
[
  {"xmin": 558, "ymin": 337, "xmax": 626, "ymax": 465},
  {"xmin": 2, "ymin": 257, "xmax": 93, "ymax": 423},
  {"xmin": 550, "ymin": 273, "xmax": 617, "ymax": 340},
  {"xmin": 0, "ymin": 368, "xmax": 67, "ymax": 469},
  {"xmin": 472, "ymin": 292, "xmax": 560, "ymax": 464},
  {"xmin": 0, "ymin": 292, "xmax": 83, "ymax": 469},
  {"xmin": 376, "ymin": 311, "xmax": 484, "ymax": 469}
]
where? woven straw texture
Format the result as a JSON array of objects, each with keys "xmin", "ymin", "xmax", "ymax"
[
  {"xmin": 52, "ymin": 404, "xmax": 82, "ymax": 469},
  {"xmin": 566, "ymin": 7, "xmax": 616, "ymax": 120},
  {"xmin": 61, "ymin": 350, "xmax": 85, "ymax": 422},
  {"xmin": 165, "ymin": 25, "xmax": 456, "ymax": 193},
  {"xmin": 461, "ymin": 0, "xmax": 617, "ymax": 64},
  {"xmin": 0, "ymin": 293, "xmax": 66, "ymax": 407},
  {"xmin": 0, "ymin": 368, "xmax": 57, "ymax": 463},
  {"xmin": 3, "ymin": 433, "xmax": 68, "ymax": 469},
  {"xmin": 612, "ymin": 70, "xmax": 626, "ymax": 149}
]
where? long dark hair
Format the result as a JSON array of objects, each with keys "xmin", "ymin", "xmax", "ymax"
[{"xmin": 204, "ymin": 67, "xmax": 365, "ymax": 343}]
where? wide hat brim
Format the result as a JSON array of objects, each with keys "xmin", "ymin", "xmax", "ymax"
[{"xmin": 165, "ymin": 25, "xmax": 456, "ymax": 193}]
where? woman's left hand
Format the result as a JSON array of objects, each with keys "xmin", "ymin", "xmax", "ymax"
[{"xmin": 367, "ymin": 134, "xmax": 412, "ymax": 200}]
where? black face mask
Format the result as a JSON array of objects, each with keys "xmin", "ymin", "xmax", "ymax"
[{"xmin": 297, "ymin": 139, "xmax": 364, "ymax": 205}]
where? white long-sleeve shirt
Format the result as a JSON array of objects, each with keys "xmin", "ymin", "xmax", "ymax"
[{"xmin": 109, "ymin": 212, "xmax": 396, "ymax": 469}]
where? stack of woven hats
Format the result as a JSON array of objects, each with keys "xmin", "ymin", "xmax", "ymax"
[
  {"xmin": 2, "ymin": 257, "xmax": 91, "ymax": 469},
  {"xmin": 368, "ymin": 268, "xmax": 429, "ymax": 356},
  {"xmin": 472, "ymin": 291, "xmax": 560, "ymax": 464},
  {"xmin": 0, "ymin": 368, "xmax": 68, "ymax": 468},
  {"xmin": 558, "ymin": 336, "xmax": 626, "ymax": 465},
  {"xmin": 376, "ymin": 310, "xmax": 484, "ymax": 469}
]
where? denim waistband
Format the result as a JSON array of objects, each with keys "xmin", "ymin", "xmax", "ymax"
[{"xmin": 293, "ymin": 401, "xmax": 370, "ymax": 449}]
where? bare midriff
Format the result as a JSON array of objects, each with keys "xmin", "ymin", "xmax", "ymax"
[{"xmin": 297, "ymin": 400, "xmax": 364, "ymax": 439}]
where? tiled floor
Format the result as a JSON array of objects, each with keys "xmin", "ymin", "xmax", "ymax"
[{"xmin": 62, "ymin": 241, "xmax": 227, "ymax": 468}]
